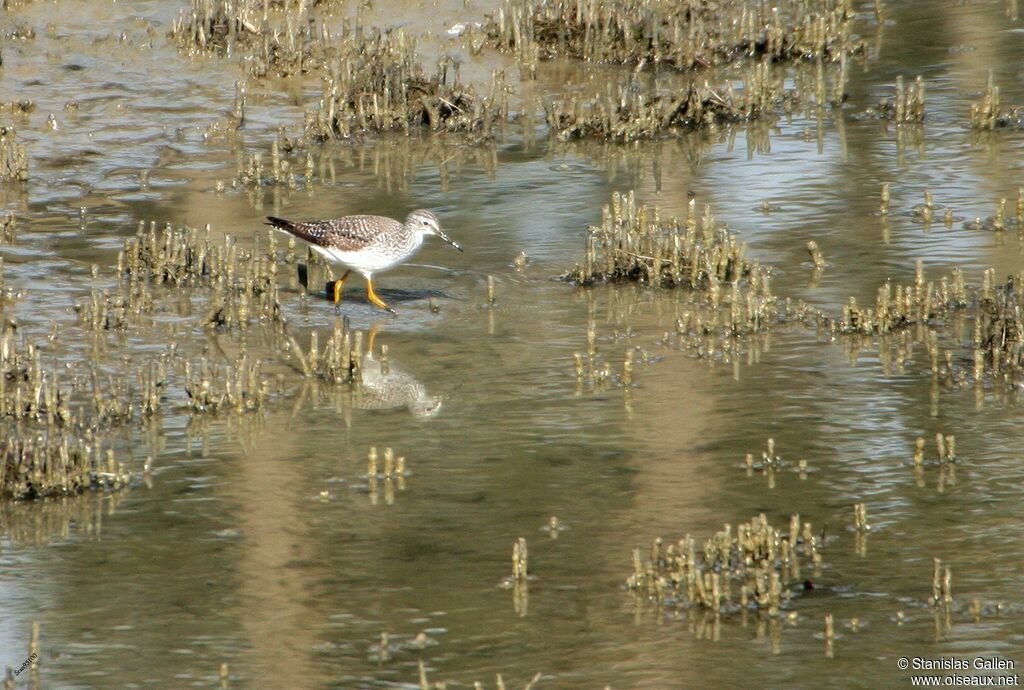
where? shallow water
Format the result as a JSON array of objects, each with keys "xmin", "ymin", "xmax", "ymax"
[{"xmin": 2, "ymin": 1, "xmax": 1024, "ymax": 688}]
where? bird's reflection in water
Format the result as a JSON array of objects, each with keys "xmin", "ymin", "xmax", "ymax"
[
  {"xmin": 290, "ymin": 322, "xmax": 442, "ymax": 421},
  {"xmin": 356, "ymin": 345, "xmax": 443, "ymax": 418}
]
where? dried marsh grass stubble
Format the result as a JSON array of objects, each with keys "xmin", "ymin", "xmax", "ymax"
[
  {"xmin": 563, "ymin": 191, "xmax": 779, "ymax": 334},
  {"xmin": 544, "ymin": 63, "xmax": 796, "ymax": 142},
  {"xmin": 628, "ymin": 513, "xmax": 822, "ymax": 616},
  {"xmin": 486, "ymin": 0, "xmax": 861, "ymax": 69},
  {"xmin": 304, "ymin": 27, "xmax": 510, "ymax": 140},
  {"xmin": 970, "ymin": 72, "xmax": 1024, "ymax": 130},
  {"xmin": 0, "ymin": 128, "xmax": 29, "ymax": 182},
  {"xmin": 173, "ymin": 1, "xmax": 510, "ymax": 138}
]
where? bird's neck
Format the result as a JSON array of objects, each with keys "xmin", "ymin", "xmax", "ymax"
[{"xmin": 401, "ymin": 229, "xmax": 425, "ymax": 253}]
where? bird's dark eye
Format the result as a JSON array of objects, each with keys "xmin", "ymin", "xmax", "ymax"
[{"xmin": 422, "ymin": 220, "xmax": 429, "ymax": 225}]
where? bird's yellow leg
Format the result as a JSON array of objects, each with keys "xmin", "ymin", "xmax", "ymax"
[
  {"xmin": 365, "ymin": 277, "xmax": 396, "ymax": 315},
  {"xmin": 367, "ymin": 322, "xmax": 381, "ymax": 353},
  {"xmin": 332, "ymin": 270, "xmax": 352, "ymax": 304}
]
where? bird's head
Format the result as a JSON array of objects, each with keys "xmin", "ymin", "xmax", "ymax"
[{"xmin": 407, "ymin": 209, "xmax": 463, "ymax": 252}]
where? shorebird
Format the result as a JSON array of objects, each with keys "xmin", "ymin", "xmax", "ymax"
[{"xmin": 266, "ymin": 210, "xmax": 462, "ymax": 314}]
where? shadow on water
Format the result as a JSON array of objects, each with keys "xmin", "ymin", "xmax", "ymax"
[{"xmin": 296, "ymin": 259, "xmax": 456, "ymax": 307}]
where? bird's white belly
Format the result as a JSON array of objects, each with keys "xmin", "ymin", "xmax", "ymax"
[{"xmin": 311, "ymin": 245, "xmax": 415, "ymax": 274}]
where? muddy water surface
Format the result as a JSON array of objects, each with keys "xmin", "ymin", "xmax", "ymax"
[{"xmin": 1, "ymin": 1, "xmax": 1023, "ymax": 688}]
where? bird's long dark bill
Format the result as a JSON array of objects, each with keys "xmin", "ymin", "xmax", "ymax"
[{"xmin": 437, "ymin": 230, "xmax": 464, "ymax": 252}]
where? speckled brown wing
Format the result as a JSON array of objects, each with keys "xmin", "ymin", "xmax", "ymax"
[{"xmin": 266, "ymin": 215, "xmax": 382, "ymax": 252}]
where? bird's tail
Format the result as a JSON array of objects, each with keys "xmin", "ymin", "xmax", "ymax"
[
  {"xmin": 266, "ymin": 215, "xmax": 321, "ymax": 247},
  {"xmin": 265, "ymin": 216, "xmax": 296, "ymax": 232}
]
